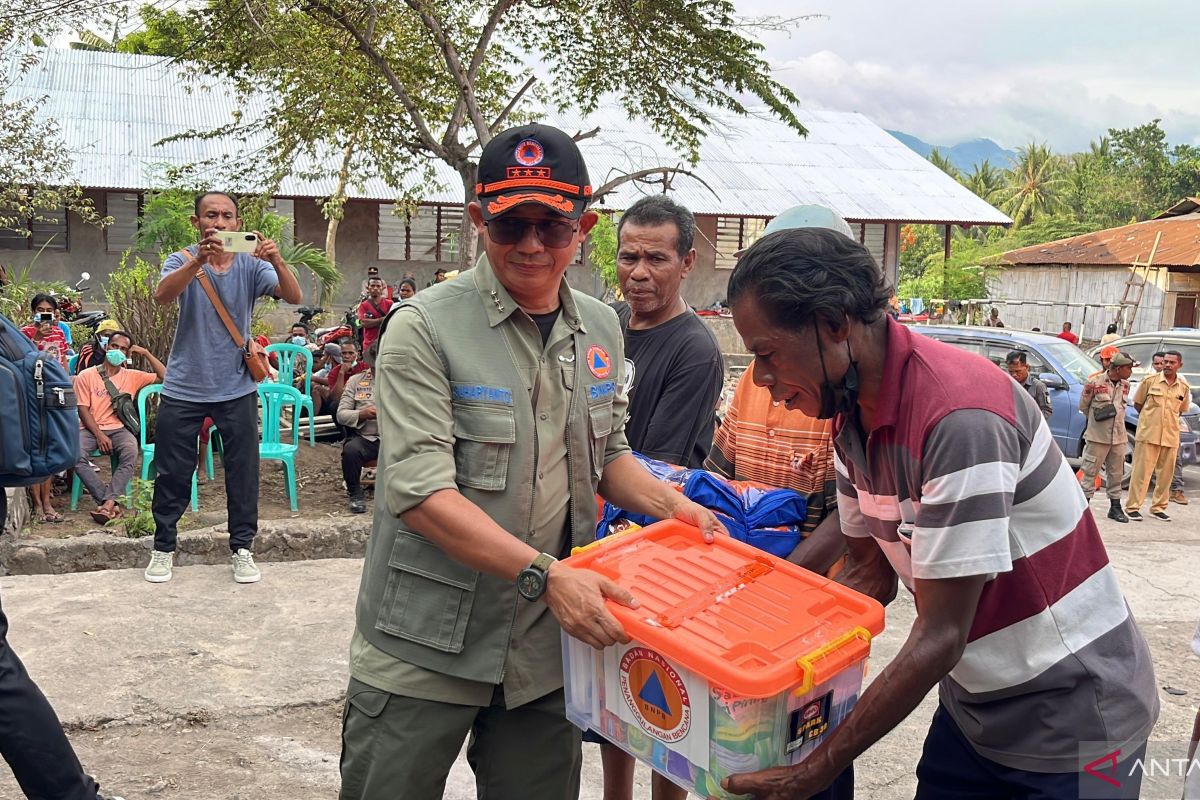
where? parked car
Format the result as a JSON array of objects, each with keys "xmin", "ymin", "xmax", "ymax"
[
  {"xmin": 1086, "ymin": 329, "xmax": 1200, "ymax": 404},
  {"xmin": 913, "ymin": 326, "xmax": 1199, "ymax": 478}
]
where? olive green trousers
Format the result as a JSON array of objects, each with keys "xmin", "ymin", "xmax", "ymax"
[{"xmin": 339, "ymin": 678, "xmax": 582, "ymax": 799}]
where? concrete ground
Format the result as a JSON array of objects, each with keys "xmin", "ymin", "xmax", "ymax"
[{"xmin": 0, "ymin": 469, "xmax": 1196, "ymax": 799}]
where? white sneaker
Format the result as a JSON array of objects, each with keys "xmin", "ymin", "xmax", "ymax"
[
  {"xmin": 231, "ymin": 548, "xmax": 261, "ymax": 584},
  {"xmin": 144, "ymin": 550, "xmax": 174, "ymax": 583}
]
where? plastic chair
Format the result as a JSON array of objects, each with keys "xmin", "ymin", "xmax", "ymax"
[
  {"xmin": 257, "ymin": 383, "xmax": 302, "ymax": 511},
  {"xmin": 137, "ymin": 384, "xmax": 200, "ymax": 512},
  {"xmin": 265, "ymin": 343, "xmax": 315, "ymax": 446},
  {"xmin": 67, "ymin": 353, "xmax": 79, "ymax": 375},
  {"xmin": 70, "ymin": 449, "xmax": 128, "ymax": 510}
]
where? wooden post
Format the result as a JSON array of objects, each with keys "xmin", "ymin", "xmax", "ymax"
[
  {"xmin": 882, "ymin": 222, "xmax": 900, "ymax": 290},
  {"xmin": 943, "ymin": 225, "xmax": 952, "ymax": 262}
]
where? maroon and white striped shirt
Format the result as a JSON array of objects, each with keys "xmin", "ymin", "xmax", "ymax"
[{"xmin": 835, "ymin": 320, "xmax": 1158, "ymax": 772}]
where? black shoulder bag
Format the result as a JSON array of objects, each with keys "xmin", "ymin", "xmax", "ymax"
[{"xmin": 100, "ymin": 369, "xmax": 141, "ymax": 438}]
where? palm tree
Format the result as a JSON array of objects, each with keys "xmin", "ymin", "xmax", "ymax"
[
  {"xmin": 927, "ymin": 148, "xmax": 961, "ymax": 180},
  {"xmin": 962, "ymin": 160, "xmax": 1006, "ymax": 203},
  {"xmin": 1001, "ymin": 142, "xmax": 1065, "ymax": 226},
  {"xmin": 1089, "ymin": 136, "xmax": 1111, "ymax": 160}
]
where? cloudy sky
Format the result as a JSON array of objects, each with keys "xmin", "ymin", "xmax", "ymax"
[{"xmin": 738, "ymin": 0, "xmax": 1200, "ymax": 153}]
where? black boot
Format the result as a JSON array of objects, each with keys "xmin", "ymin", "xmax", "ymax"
[
  {"xmin": 1108, "ymin": 500, "xmax": 1128, "ymax": 523},
  {"xmin": 348, "ymin": 489, "xmax": 366, "ymax": 514}
]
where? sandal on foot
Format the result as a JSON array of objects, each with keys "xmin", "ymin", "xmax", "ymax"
[
  {"xmin": 42, "ymin": 511, "xmax": 64, "ymax": 523},
  {"xmin": 90, "ymin": 508, "xmax": 112, "ymax": 524}
]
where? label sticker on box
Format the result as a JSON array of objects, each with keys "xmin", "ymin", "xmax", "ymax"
[
  {"xmin": 786, "ymin": 691, "xmax": 832, "ymax": 754},
  {"xmin": 605, "ymin": 644, "xmax": 710, "ymax": 769}
]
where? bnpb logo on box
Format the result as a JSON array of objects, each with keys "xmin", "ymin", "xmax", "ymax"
[{"xmin": 619, "ymin": 647, "xmax": 692, "ymax": 743}]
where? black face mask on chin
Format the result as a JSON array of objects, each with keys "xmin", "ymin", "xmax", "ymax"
[{"xmin": 814, "ymin": 325, "xmax": 860, "ymax": 421}]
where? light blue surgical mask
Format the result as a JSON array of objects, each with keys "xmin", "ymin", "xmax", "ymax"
[
  {"xmin": 106, "ymin": 349, "xmax": 127, "ymax": 367},
  {"xmin": 290, "ymin": 336, "xmax": 307, "ymax": 347},
  {"xmin": 98, "ymin": 336, "xmax": 110, "ymax": 348}
]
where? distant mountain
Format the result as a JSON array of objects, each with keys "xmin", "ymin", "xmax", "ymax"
[{"xmin": 887, "ymin": 130, "xmax": 1017, "ymax": 173}]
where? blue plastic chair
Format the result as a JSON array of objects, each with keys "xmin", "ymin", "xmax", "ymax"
[
  {"xmin": 137, "ymin": 384, "xmax": 199, "ymax": 512},
  {"xmin": 257, "ymin": 383, "xmax": 302, "ymax": 511},
  {"xmin": 265, "ymin": 343, "xmax": 316, "ymax": 446},
  {"xmin": 67, "ymin": 353, "xmax": 79, "ymax": 375}
]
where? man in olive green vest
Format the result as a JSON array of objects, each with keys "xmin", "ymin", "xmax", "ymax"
[{"xmin": 340, "ymin": 124, "xmax": 723, "ymax": 800}]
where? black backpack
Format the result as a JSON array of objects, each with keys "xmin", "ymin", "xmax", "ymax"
[{"xmin": 0, "ymin": 313, "xmax": 79, "ymax": 486}]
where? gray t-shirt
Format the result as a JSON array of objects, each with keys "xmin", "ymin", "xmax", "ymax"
[{"xmin": 161, "ymin": 246, "xmax": 278, "ymax": 402}]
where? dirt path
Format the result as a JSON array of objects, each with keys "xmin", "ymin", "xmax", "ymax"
[{"xmin": 21, "ymin": 439, "xmax": 371, "ymax": 540}]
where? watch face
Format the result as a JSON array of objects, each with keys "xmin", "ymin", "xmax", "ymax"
[{"xmin": 518, "ymin": 568, "xmax": 545, "ymax": 600}]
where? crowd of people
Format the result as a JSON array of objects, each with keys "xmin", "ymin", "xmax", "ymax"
[{"xmin": 2, "ymin": 122, "xmax": 1197, "ymax": 800}]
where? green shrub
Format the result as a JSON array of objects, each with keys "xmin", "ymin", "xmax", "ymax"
[
  {"xmin": 105, "ymin": 252, "xmax": 179, "ymax": 366},
  {"xmin": 108, "ymin": 477, "xmax": 156, "ymax": 538}
]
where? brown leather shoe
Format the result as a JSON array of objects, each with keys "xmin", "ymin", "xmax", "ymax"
[{"xmin": 1170, "ymin": 490, "xmax": 1189, "ymax": 505}]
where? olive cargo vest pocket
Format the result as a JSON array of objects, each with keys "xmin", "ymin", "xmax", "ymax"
[
  {"xmin": 375, "ymin": 531, "xmax": 479, "ymax": 653},
  {"xmin": 451, "ymin": 402, "xmax": 516, "ymax": 491},
  {"xmin": 588, "ymin": 398, "xmax": 614, "ymax": 477}
]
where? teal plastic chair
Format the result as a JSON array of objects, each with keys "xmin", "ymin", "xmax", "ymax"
[
  {"xmin": 265, "ymin": 343, "xmax": 315, "ymax": 446},
  {"xmin": 67, "ymin": 353, "xmax": 79, "ymax": 375},
  {"xmin": 257, "ymin": 383, "xmax": 302, "ymax": 512},
  {"xmin": 137, "ymin": 384, "xmax": 200, "ymax": 512}
]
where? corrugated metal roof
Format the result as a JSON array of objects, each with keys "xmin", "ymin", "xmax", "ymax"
[
  {"xmin": 7, "ymin": 48, "xmax": 1011, "ymax": 225},
  {"xmin": 1156, "ymin": 197, "xmax": 1200, "ymax": 219},
  {"xmin": 999, "ymin": 214, "xmax": 1200, "ymax": 268}
]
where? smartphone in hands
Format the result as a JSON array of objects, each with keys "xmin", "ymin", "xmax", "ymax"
[{"xmin": 218, "ymin": 232, "xmax": 260, "ymax": 253}]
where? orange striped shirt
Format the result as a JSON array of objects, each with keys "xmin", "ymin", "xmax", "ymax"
[{"xmin": 705, "ymin": 369, "xmax": 835, "ymax": 535}]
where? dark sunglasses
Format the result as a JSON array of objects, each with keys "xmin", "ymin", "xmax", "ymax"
[{"xmin": 486, "ymin": 217, "xmax": 577, "ymax": 248}]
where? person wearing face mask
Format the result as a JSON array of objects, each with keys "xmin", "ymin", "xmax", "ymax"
[
  {"xmin": 75, "ymin": 319, "xmax": 123, "ymax": 375},
  {"xmin": 288, "ymin": 322, "xmax": 311, "ymax": 347},
  {"xmin": 314, "ymin": 338, "xmax": 367, "ymax": 438},
  {"xmin": 73, "ymin": 331, "xmax": 166, "ymax": 523},
  {"xmin": 337, "ymin": 342, "xmax": 379, "ymax": 514},
  {"xmin": 721, "ymin": 227, "xmax": 1158, "ymax": 800}
]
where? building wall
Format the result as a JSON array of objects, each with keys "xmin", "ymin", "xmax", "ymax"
[
  {"xmin": 989, "ymin": 263, "xmax": 1169, "ymax": 339},
  {"xmin": 0, "ymin": 190, "xmax": 159, "ymax": 306}
]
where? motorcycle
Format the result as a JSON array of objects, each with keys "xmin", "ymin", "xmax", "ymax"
[
  {"xmin": 52, "ymin": 273, "xmax": 106, "ymax": 333},
  {"xmin": 315, "ymin": 307, "xmax": 356, "ymax": 347},
  {"xmin": 295, "ymin": 305, "xmax": 325, "ymax": 332}
]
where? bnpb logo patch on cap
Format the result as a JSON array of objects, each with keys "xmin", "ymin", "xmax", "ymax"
[
  {"xmin": 514, "ymin": 138, "xmax": 545, "ymax": 166},
  {"xmin": 587, "ymin": 345, "xmax": 612, "ymax": 379}
]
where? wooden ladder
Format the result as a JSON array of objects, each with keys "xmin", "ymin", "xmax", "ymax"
[{"xmin": 1118, "ymin": 231, "xmax": 1162, "ymax": 336}]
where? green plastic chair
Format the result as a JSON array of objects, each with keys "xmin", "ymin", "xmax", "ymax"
[
  {"xmin": 265, "ymin": 343, "xmax": 315, "ymax": 446},
  {"xmin": 137, "ymin": 384, "xmax": 199, "ymax": 512},
  {"xmin": 257, "ymin": 383, "xmax": 302, "ymax": 512}
]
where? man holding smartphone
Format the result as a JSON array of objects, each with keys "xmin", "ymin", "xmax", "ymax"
[{"xmin": 148, "ymin": 191, "xmax": 302, "ymax": 585}]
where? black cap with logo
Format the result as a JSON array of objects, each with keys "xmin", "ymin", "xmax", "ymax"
[{"xmin": 475, "ymin": 124, "xmax": 592, "ymax": 221}]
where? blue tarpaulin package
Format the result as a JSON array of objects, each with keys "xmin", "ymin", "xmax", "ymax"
[{"xmin": 596, "ymin": 454, "xmax": 806, "ymax": 558}]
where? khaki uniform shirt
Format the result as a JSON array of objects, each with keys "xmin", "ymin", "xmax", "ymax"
[
  {"xmin": 352, "ymin": 261, "xmax": 626, "ymax": 709},
  {"xmin": 1133, "ymin": 372, "xmax": 1191, "ymax": 448},
  {"xmin": 1079, "ymin": 373, "xmax": 1129, "ymax": 445},
  {"xmin": 336, "ymin": 370, "xmax": 378, "ymax": 441}
]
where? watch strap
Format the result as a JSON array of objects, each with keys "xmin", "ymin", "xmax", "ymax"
[{"xmin": 531, "ymin": 552, "xmax": 557, "ymax": 573}]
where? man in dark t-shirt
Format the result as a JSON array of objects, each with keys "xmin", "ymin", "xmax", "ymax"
[
  {"xmin": 599, "ymin": 194, "xmax": 724, "ymax": 800},
  {"xmin": 613, "ymin": 195, "xmax": 723, "ymax": 469}
]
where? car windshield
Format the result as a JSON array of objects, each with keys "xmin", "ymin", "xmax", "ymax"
[{"xmin": 1040, "ymin": 340, "xmax": 1102, "ymax": 383}]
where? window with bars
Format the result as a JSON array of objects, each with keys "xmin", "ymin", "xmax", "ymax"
[
  {"xmin": 378, "ymin": 204, "xmax": 463, "ymax": 262},
  {"xmin": 105, "ymin": 192, "xmax": 142, "ymax": 253},
  {"xmin": 713, "ymin": 217, "xmax": 767, "ymax": 269},
  {"xmin": 0, "ymin": 204, "xmax": 69, "ymax": 250}
]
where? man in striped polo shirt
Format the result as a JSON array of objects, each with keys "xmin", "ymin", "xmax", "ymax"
[{"xmin": 722, "ymin": 228, "xmax": 1159, "ymax": 799}]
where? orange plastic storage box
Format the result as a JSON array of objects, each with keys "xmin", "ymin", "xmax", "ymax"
[{"xmin": 561, "ymin": 520, "xmax": 885, "ymax": 798}]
